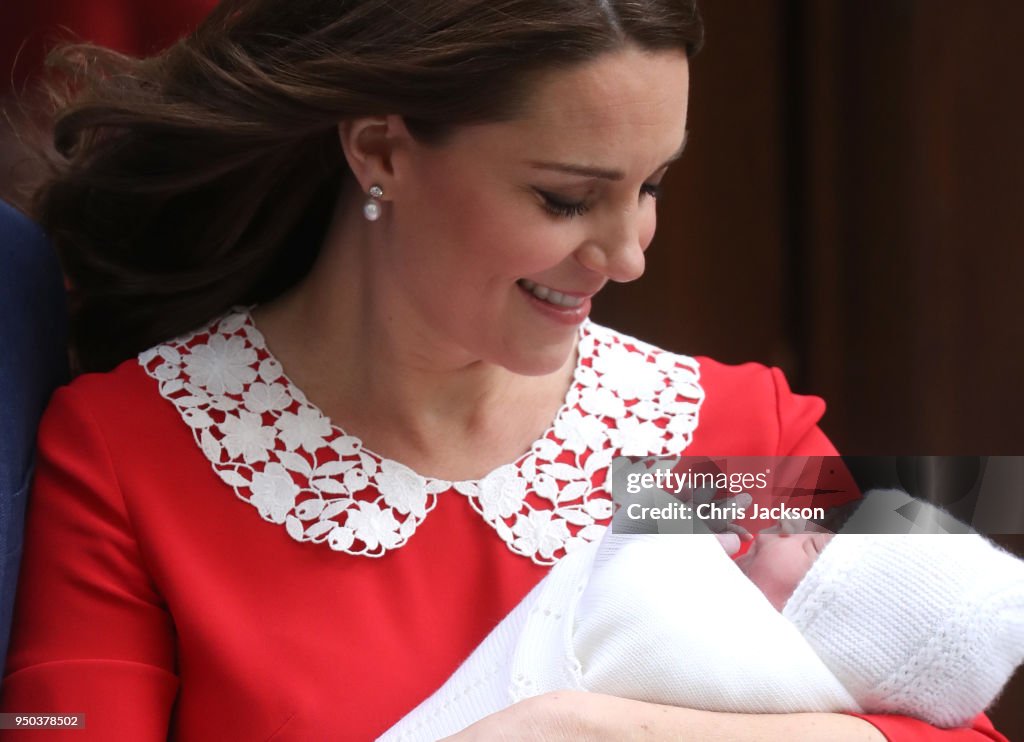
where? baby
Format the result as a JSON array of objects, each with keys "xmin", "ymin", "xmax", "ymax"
[
  {"xmin": 380, "ymin": 496, "xmax": 1024, "ymax": 741},
  {"xmin": 741, "ymin": 530, "xmax": 1024, "ymax": 725}
]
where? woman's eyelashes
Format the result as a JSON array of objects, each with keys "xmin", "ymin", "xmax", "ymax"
[
  {"xmin": 640, "ymin": 182, "xmax": 663, "ymax": 200},
  {"xmin": 536, "ymin": 183, "xmax": 663, "ymax": 219},
  {"xmin": 538, "ymin": 190, "xmax": 589, "ymax": 217}
]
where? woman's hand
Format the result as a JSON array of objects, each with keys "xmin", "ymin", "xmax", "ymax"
[{"xmin": 440, "ymin": 691, "xmax": 887, "ymax": 741}]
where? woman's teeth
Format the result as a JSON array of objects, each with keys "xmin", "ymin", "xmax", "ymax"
[{"xmin": 518, "ymin": 279, "xmax": 584, "ymax": 308}]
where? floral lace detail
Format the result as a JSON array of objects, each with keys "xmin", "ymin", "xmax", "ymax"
[{"xmin": 140, "ymin": 309, "xmax": 705, "ymax": 564}]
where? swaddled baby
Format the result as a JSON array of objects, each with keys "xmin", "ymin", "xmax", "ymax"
[{"xmin": 380, "ymin": 500, "xmax": 1024, "ymax": 741}]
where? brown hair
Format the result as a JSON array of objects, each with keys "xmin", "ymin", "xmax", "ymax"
[{"xmin": 25, "ymin": 0, "xmax": 703, "ymax": 372}]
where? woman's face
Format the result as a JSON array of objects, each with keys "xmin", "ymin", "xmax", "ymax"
[{"xmin": 384, "ymin": 47, "xmax": 690, "ymax": 374}]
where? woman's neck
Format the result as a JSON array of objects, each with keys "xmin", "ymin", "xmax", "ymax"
[{"xmin": 250, "ymin": 207, "xmax": 578, "ymax": 480}]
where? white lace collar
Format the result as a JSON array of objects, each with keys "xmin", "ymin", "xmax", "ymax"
[{"xmin": 140, "ymin": 309, "xmax": 705, "ymax": 564}]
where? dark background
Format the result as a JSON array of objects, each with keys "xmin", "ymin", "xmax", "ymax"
[
  {"xmin": 596, "ymin": 0, "xmax": 1024, "ymax": 457},
  {"xmin": 4, "ymin": 0, "xmax": 1023, "ymax": 737},
  {"xmin": 590, "ymin": 2, "xmax": 1024, "ymax": 734}
]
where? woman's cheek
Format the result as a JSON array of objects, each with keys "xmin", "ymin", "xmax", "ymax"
[{"xmin": 509, "ymin": 220, "xmax": 586, "ymax": 271}]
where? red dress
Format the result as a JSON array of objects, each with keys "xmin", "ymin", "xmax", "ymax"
[{"xmin": 0, "ymin": 311, "xmax": 1007, "ymax": 741}]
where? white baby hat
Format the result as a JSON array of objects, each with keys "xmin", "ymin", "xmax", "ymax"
[{"xmin": 783, "ymin": 529, "xmax": 1024, "ymax": 727}]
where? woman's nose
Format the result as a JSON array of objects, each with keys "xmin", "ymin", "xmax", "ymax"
[{"xmin": 575, "ymin": 217, "xmax": 647, "ymax": 283}]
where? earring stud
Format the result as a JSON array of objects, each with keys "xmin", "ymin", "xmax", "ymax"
[{"xmin": 363, "ymin": 184, "xmax": 384, "ymax": 221}]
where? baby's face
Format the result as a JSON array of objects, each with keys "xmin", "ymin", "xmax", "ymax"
[{"xmin": 734, "ymin": 533, "xmax": 833, "ymax": 611}]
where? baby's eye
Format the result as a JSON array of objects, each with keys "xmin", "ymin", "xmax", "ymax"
[{"xmin": 537, "ymin": 190, "xmax": 589, "ymax": 218}]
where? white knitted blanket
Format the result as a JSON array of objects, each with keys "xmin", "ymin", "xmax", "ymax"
[{"xmin": 379, "ymin": 534, "xmax": 860, "ymax": 741}]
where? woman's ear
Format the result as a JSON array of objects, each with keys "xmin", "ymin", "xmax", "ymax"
[{"xmin": 337, "ymin": 115, "xmax": 413, "ymax": 197}]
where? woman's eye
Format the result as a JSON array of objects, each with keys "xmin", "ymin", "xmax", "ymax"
[
  {"xmin": 536, "ymin": 183, "xmax": 661, "ymax": 219},
  {"xmin": 640, "ymin": 182, "xmax": 663, "ymax": 200},
  {"xmin": 537, "ymin": 190, "xmax": 588, "ymax": 218}
]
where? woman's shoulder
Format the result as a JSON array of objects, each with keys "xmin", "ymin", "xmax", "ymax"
[
  {"xmin": 51, "ymin": 347, "xmax": 164, "ymax": 409},
  {"xmin": 41, "ymin": 320, "xmax": 214, "ymax": 454},
  {"xmin": 37, "ymin": 308, "xmax": 282, "ymax": 485},
  {"xmin": 49, "ymin": 308, "xmax": 243, "ymax": 423},
  {"xmin": 586, "ymin": 322, "xmax": 837, "ymax": 457},
  {"xmin": 35, "ymin": 358, "xmax": 182, "ymax": 474}
]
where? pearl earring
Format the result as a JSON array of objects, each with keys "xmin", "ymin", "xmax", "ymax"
[{"xmin": 363, "ymin": 185, "xmax": 384, "ymax": 221}]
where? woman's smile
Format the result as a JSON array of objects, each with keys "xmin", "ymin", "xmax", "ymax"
[
  {"xmin": 516, "ymin": 278, "xmax": 595, "ymax": 326},
  {"xmin": 516, "ymin": 278, "xmax": 587, "ymax": 309}
]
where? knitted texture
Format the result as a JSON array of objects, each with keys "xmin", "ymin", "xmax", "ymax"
[
  {"xmin": 567, "ymin": 534, "xmax": 858, "ymax": 710},
  {"xmin": 783, "ymin": 532, "xmax": 1024, "ymax": 727},
  {"xmin": 380, "ymin": 534, "xmax": 859, "ymax": 741}
]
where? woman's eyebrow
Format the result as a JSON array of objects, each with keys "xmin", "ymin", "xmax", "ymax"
[{"xmin": 526, "ymin": 130, "xmax": 689, "ymax": 181}]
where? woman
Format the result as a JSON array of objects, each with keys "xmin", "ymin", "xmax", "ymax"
[{"xmin": 0, "ymin": 1, "xmax": 1008, "ymax": 739}]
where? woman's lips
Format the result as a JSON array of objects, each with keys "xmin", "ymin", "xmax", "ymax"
[
  {"xmin": 516, "ymin": 279, "xmax": 595, "ymax": 325},
  {"xmin": 517, "ymin": 278, "xmax": 587, "ymax": 308}
]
